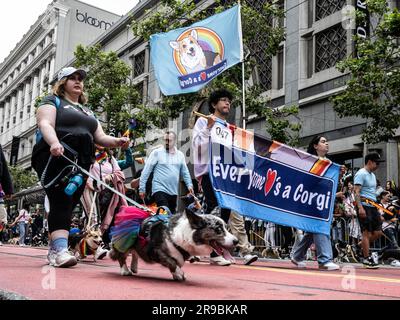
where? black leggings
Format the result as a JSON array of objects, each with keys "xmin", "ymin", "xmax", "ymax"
[{"xmin": 33, "ymin": 153, "xmax": 89, "ymax": 234}]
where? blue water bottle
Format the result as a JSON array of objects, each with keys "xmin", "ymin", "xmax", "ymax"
[{"xmin": 64, "ymin": 174, "xmax": 84, "ymax": 196}]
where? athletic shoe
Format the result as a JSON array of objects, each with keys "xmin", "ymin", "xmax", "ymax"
[
  {"xmin": 243, "ymin": 254, "xmax": 258, "ymax": 265},
  {"xmin": 95, "ymin": 246, "xmax": 108, "ymax": 260},
  {"xmin": 390, "ymin": 259, "xmax": 400, "ymax": 267},
  {"xmin": 47, "ymin": 249, "xmax": 57, "ymax": 265},
  {"xmin": 371, "ymin": 252, "xmax": 379, "ymax": 265},
  {"xmin": 363, "ymin": 256, "xmax": 379, "ymax": 269},
  {"xmin": 209, "ymin": 255, "xmax": 231, "ymax": 266},
  {"xmin": 49, "ymin": 249, "xmax": 77, "ymax": 268},
  {"xmin": 318, "ymin": 261, "xmax": 340, "ymax": 271},
  {"xmin": 291, "ymin": 258, "xmax": 306, "ymax": 269}
]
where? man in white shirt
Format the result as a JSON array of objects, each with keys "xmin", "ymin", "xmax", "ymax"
[{"xmin": 192, "ymin": 89, "xmax": 258, "ymax": 266}]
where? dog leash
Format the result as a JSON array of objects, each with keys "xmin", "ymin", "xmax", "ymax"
[
  {"xmin": 86, "ymin": 191, "xmax": 98, "ymax": 232},
  {"xmin": 60, "ymin": 143, "xmax": 155, "ymax": 215}
]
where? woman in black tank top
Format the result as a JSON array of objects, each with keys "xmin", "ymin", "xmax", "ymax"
[{"xmin": 32, "ymin": 67, "xmax": 129, "ymax": 268}]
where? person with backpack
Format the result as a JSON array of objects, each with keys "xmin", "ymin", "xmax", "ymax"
[{"xmin": 31, "ymin": 67, "xmax": 129, "ymax": 268}]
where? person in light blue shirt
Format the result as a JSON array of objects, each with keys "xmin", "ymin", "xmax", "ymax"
[
  {"xmin": 139, "ymin": 131, "xmax": 194, "ymax": 214},
  {"xmin": 354, "ymin": 152, "xmax": 384, "ymax": 269}
]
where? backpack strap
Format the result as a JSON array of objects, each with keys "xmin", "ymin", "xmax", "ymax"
[{"xmin": 35, "ymin": 96, "xmax": 61, "ymax": 143}]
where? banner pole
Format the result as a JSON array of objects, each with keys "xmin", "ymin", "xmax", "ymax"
[{"xmin": 242, "ymin": 60, "xmax": 246, "ymax": 130}]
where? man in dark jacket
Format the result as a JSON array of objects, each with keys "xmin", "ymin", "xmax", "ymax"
[{"xmin": 0, "ymin": 145, "xmax": 14, "ymax": 245}]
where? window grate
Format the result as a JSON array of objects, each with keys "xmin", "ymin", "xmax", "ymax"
[
  {"xmin": 315, "ymin": 24, "xmax": 346, "ymax": 72},
  {"xmin": 315, "ymin": 0, "xmax": 346, "ymax": 21},
  {"xmin": 133, "ymin": 51, "xmax": 145, "ymax": 78}
]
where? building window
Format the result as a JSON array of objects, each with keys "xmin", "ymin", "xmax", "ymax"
[
  {"xmin": 315, "ymin": 0, "xmax": 346, "ymax": 21},
  {"xmin": 255, "ymin": 56, "xmax": 272, "ymax": 91},
  {"xmin": 135, "ymin": 81, "xmax": 144, "ymax": 104},
  {"xmin": 27, "ymin": 105, "xmax": 31, "ymax": 114},
  {"xmin": 277, "ymin": 47, "xmax": 284, "ymax": 90},
  {"xmin": 0, "ymin": 127, "xmax": 3, "ymax": 133},
  {"xmin": 20, "ymin": 111, "xmax": 23, "ymax": 119},
  {"xmin": 315, "ymin": 24, "xmax": 346, "ymax": 72},
  {"xmin": 13, "ymin": 116, "xmax": 16, "ymax": 124},
  {"xmin": 133, "ymin": 51, "xmax": 146, "ymax": 78},
  {"xmin": 6, "ymin": 122, "xmax": 9, "ymax": 129}
]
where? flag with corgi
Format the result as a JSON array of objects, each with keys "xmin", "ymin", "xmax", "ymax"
[{"xmin": 150, "ymin": 5, "xmax": 243, "ymax": 95}]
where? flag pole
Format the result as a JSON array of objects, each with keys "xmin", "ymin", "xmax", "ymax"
[
  {"xmin": 242, "ymin": 57, "xmax": 246, "ymax": 130},
  {"xmin": 239, "ymin": 1, "xmax": 246, "ymax": 130}
]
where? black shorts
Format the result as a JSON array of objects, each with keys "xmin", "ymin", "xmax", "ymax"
[{"xmin": 358, "ymin": 205, "xmax": 382, "ymax": 233}]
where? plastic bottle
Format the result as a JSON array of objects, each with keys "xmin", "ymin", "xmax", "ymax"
[{"xmin": 64, "ymin": 174, "xmax": 84, "ymax": 196}]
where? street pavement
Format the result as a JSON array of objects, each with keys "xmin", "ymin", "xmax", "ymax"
[{"xmin": 1, "ymin": 244, "xmax": 400, "ymax": 300}]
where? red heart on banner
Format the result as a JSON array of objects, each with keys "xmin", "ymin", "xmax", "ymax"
[
  {"xmin": 200, "ymin": 72, "xmax": 206, "ymax": 81},
  {"xmin": 264, "ymin": 169, "xmax": 277, "ymax": 196}
]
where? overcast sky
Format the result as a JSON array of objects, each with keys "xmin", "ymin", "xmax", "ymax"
[{"xmin": 0, "ymin": 0, "xmax": 138, "ymax": 63}]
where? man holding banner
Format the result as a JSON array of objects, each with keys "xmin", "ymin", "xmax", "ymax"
[{"xmin": 192, "ymin": 89, "xmax": 258, "ymax": 266}]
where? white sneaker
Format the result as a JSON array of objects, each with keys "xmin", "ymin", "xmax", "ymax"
[
  {"xmin": 95, "ymin": 246, "xmax": 108, "ymax": 260},
  {"xmin": 319, "ymin": 261, "xmax": 340, "ymax": 271},
  {"xmin": 243, "ymin": 254, "xmax": 258, "ymax": 265},
  {"xmin": 47, "ymin": 249, "xmax": 57, "ymax": 265},
  {"xmin": 51, "ymin": 249, "xmax": 77, "ymax": 268},
  {"xmin": 0, "ymin": 241, "xmax": 2, "ymax": 246},
  {"xmin": 371, "ymin": 252, "xmax": 379, "ymax": 265},
  {"xmin": 209, "ymin": 255, "xmax": 231, "ymax": 266},
  {"xmin": 390, "ymin": 259, "xmax": 400, "ymax": 267},
  {"xmin": 291, "ymin": 258, "xmax": 306, "ymax": 269}
]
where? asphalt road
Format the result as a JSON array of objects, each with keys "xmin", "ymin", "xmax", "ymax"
[{"xmin": 1, "ymin": 244, "xmax": 400, "ymax": 301}]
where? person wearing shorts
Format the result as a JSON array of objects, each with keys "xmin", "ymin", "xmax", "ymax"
[{"xmin": 354, "ymin": 152, "xmax": 385, "ymax": 269}]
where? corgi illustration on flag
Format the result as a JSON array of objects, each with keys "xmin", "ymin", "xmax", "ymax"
[
  {"xmin": 150, "ymin": 5, "xmax": 243, "ymax": 95},
  {"xmin": 169, "ymin": 28, "xmax": 223, "ymax": 75}
]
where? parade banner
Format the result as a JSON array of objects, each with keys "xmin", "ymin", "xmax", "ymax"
[
  {"xmin": 209, "ymin": 130, "xmax": 340, "ymax": 236},
  {"xmin": 150, "ymin": 5, "xmax": 243, "ymax": 96}
]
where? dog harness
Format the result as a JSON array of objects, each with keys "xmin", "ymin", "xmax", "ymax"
[
  {"xmin": 79, "ymin": 238, "xmax": 96, "ymax": 257},
  {"xmin": 138, "ymin": 214, "xmax": 191, "ymax": 261}
]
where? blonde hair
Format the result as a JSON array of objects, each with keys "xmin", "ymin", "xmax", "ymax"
[{"xmin": 52, "ymin": 78, "xmax": 88, "ymax": 105}]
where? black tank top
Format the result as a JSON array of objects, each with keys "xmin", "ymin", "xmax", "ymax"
[{"xmin": 39, "ymin": 95, "xmax": 98, "ymax": 138}]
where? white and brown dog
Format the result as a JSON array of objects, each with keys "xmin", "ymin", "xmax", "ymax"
[
  {"xmin": 68, "ymin": 227, "xmax": 103, "ymax": 261},
  {"xmin": 170, "ymin": 29, "xmax": 222, "ymax": 74},
  {"xmin": 109, "ymin": 206, "xmax": 238, "ymax": 281}
]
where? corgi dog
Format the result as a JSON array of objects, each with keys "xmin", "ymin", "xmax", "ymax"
[
  {"xmin": 69, "ymin": 227, "xmax": 103, "ymax": 261},
  {"xmin": 109, "ymin": 206, "xmax": 238, "ymax": 281},
  {"xmin": 170, "ymin": 29, "xmax": 222, "ymax": 74}
]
